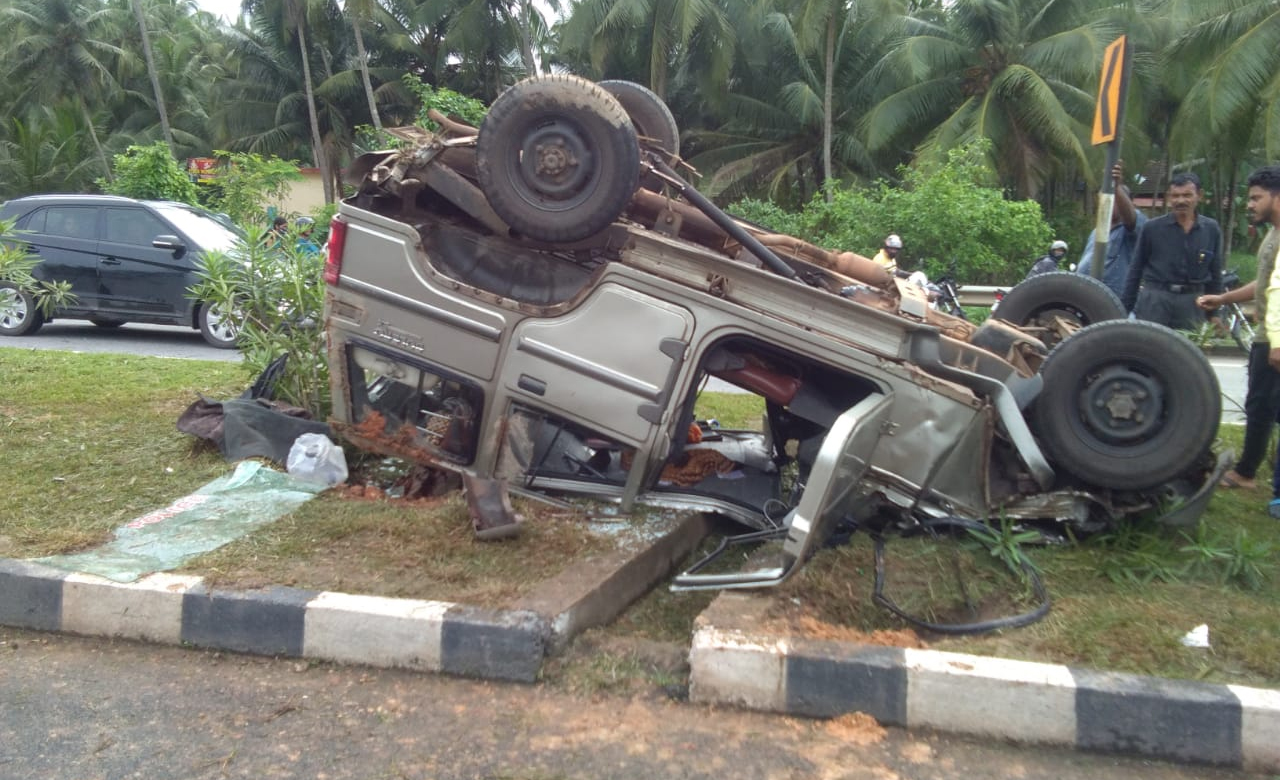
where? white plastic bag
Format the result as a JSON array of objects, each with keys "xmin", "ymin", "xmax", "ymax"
[{"xmin": 286, "ymin": 432, "xmax": 348, "ymax": 486}]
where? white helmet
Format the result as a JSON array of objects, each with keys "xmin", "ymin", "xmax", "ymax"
[
  {"xmin": 1051, "ymin": 239, "xmax": 1068, "ymax": 252},
  {"xmin": 885, "ymin": 234, "xmax": 903, "ymax": 249}
]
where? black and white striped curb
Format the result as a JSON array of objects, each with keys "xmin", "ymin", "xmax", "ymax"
[
  {"xmin": 0, "ymin": 559, "xmax": 547, "ymax": 682},
  {"xmin": 690, "ymin": 620, "xmax": 1280, "ymax": 772}
]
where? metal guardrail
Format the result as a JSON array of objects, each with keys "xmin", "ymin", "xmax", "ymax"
[
  {"xmin": 955, "ymin": 285, "xmax": 1003, "ymax": 307},
  {"xmin": 957, "ymin": 285, "xmax": 1258, "ymax": 318}
]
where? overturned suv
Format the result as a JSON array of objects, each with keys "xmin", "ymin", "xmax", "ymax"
[{"xmin": 322, "ymin": 75, "xmax": 1223, "ymax": 589}]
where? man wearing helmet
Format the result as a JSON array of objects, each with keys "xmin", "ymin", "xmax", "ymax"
[
  {"xmin": 295, "ymin": 216, "xmax": 321, "ymax": 256},
  {"xmin": 871, "ymin": 234, "xmax": 903, "ymax": 274},
  {"xmin": 1026, "ymin": 240, "xmax": 1069, "ymax": 278}
]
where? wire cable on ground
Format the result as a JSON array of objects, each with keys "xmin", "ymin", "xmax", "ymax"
[{"xmin": 870, "ymin": 516, "xmax": 1051, "ymax": 635}]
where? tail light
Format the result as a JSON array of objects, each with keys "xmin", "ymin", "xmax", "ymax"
[{"xmin": 323, "ymin": 217, "xmax": 347, "ymax": 286}]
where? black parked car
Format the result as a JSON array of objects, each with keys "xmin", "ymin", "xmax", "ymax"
[{"xmin": 0, "ymin": 194, "xmax": 246, "ymax": 348}]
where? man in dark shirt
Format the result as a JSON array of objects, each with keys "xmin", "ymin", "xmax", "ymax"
[{"xmin": 1120, "ymin": 172, "xmax": 1223, "ymax": 330}]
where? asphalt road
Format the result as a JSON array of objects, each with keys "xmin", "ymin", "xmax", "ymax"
[
  {"xmin": 0, "ymin": 627, "xmax": 1261, "ymax": 780},
  {"xmin": 5, "ymin": 320, "xmax": 243, "ymax": 362}
]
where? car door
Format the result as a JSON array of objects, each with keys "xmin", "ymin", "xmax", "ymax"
[
  {"xmin": 500, "ymin": 283, "xmax": 694, "ymax": 446},
  {"xmin": 18, "ymin": 205, "xmax": 102, "ymax": 312},
  {"xmin": 96, "ymin": 206, "xmax": 196, "ymax": 320}
]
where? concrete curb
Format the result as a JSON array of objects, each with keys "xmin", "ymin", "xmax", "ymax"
[
  {"xmin": 1, "ymin": 558, "xmax": 547, "ymax": 682},
  {"xmin": 0, "ymin": 511, "xmax": 711, "ymax": 684},
  {"xmin": 688, "ymin": 593, "xmax": 1280, "ymax": 773}
]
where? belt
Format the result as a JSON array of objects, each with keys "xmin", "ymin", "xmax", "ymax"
[{"xmin": 1149, "ymin": 282, "xmax": 1205, "ymax": 294}]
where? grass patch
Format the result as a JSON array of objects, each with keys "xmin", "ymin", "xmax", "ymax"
[
  {"xmin": 0, "ymin": 348, "xmax": 638, "ymax": 607},
  {"xmin": 181, "ymin": 490, "xmax": 615, "ymax": 606},
  {"xmin": 3, "ymin": 348, "xmax": 1276, "ymax": 689},
  {"xmin": 779, "ymin": 427, "xmax": 1280, "ymax": 687},
  {"xmin": 0, "ymin": 349, "xmax": 243, "ymax": 556}
]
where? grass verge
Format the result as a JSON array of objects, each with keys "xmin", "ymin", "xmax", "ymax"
[{"xmin": 2, "ymin": 348, "xmax": 1276, "ymax": 689}]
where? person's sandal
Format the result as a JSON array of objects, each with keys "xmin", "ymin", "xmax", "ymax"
[{"xmin": 1220, "ymin": 470, "xmax": 1258, "ymax": 490}]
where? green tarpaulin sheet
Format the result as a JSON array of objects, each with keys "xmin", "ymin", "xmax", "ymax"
[{"xmin": 36, "ymin": 461, "xmax": 326, "ymax": 583}]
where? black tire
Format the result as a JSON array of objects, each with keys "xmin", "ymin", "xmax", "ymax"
[
  {"xmin": 598, "ymin": 80, "xmax": 679, "ymax": 157},
  {"xmin": 476, "ymin": 75, "xmax": 640, "ymax": 243},
  {"xmin": 995, "ymin": 272, "xmax": 1124, "ymax": 348},
  {"xmin": 197, "ymin": 302, "xmax": 238, "ymax": 349},
  {"xmin": 1031, "ymin": 320, "xmax": 1220, "ymax": 490},
  {"xmin": 600, "ymin": 80, "xmax": 679, "ymax": 192},
  {"xmin": 0, "ymin": 282, "xmax": 45, "ymax": 336},
  {"xmin": 90, "ymin": 319, "xmax": 125, "ymax": 328}
]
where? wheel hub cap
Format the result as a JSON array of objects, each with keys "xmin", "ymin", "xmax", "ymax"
[
  {"xmin": 519, "ymin": 121, "xmax": 593, "ymax": 199},
  {"xmin": 1079, "ymin": 366, "xmax": 1163, "ymax": 444}
]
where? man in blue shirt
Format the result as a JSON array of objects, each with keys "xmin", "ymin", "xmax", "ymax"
[
  {"xmin": 294, "ymin": 217, "xmax": 321, "ymax": 257},
  {"xmin": 1077, "ymin": 162, "xmax": 1145, "ymax": 298}
]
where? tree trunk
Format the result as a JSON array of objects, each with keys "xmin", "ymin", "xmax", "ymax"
[
  {"xmin": 296, "ymin": 22, "xmax": 333, "ymax": 203},
  {"xmin": 351, "ymin": 18, "xmax": 382, "ymax": 131},
  {"xmin": 516, "ymin": 0, "xmax": 538, "ymax": 76},
  {"xmin": 822, "ymin": 14, "xmax": 836, "ymax": 202},
  {"xmin": 80, "ymin": 99, "xmax": 113, "ymax": 183},
  {"xmin": 132, "ymin": 0, "xmax": 175, "ymax": 155},
  {"xmin": 1223, "ymin": 160, "xmax": 1238, "ymax": 256}
]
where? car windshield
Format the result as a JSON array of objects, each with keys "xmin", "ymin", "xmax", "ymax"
[{"xmin": 151, "ymin": 203, "xmax": 245, "ymax": 252}]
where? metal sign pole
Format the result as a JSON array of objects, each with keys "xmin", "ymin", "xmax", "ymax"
[{"xmin": 1090, "ymin": 36, "xmax": 1132, "ymax": 280}]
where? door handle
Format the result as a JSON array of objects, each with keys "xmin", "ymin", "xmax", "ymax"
[{"xmin": 100, "ymin": 257, "xmax": 121, "ymax": 265}]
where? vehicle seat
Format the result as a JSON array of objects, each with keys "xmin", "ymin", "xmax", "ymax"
[{"xmin": 706, "ymin": 350, "xmax": 801, "ymax": 406}]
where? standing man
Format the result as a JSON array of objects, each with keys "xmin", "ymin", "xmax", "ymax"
[
  {"xmin": 1200, "ymin": 166, "xmax": 1280, "ymax": 493},
  {"xmin": 1121, "ymin": 172, "xmax": 1223, "ymax": 330},
  {"xmin": 1231, "ymin": 165, "xmax": 1280, "ymax": 517},
  {"xmin": 1078, "ymin": 161, "xmax": 1146, "ymax": 298}
]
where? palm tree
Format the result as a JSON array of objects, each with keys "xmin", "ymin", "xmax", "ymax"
[
  {"xmin": 864, "ymin": 0, "xmax": 1116, "ymax": 198},
  {"xmin": 343, "ymin": 0, "xmax": 384, "ymax": 131},
  {"xmin": 243, "ymin": 0, "xmax": 335, "ymax": 201},
  {"xmin": 131, "ymin": 0, "xmax": 176, "ymax": 153},
  {"xmin": 0, "ymin": 0, "xmax": 128, "ymax": 180},
  {"xmin": 0, "ymin": 106, "xmax": 103, "ymax": 197},
  {"xmin": 1166, "ymin": 0, "xmax": 1280, "ymax": 161},
  {"xmin": 559, "ymin": 0, "xmax": 735, "ymax": 100},
  {"xmin": 680, "ymin": 0, "xmax": 900, "ymax": 205}
]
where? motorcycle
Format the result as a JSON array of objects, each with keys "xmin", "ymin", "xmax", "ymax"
[
  {"xmin": 906, "ymin": 270, "xmax": 968, "ymax": 320},
  {"xmin": 1218, "ymin": 269, "xmax": 1256, "ymax": 351}
]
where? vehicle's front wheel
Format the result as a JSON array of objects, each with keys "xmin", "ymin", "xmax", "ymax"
[
  {"xmin": 0, "ymin": 282, "xmax": 45, "ymax": 336},
  {"xmin": 1031, "ymin": 320, "xmax": 1219, "ymax": 490},
  {"xmin": 198, "ymin": 302, "xmax": 238, "ymax": 349},
  {"xmin": 476, "ymin": 75, "xmax": 641, "ymax": 243},
  {"xmin": 996, "ymin": 272, "xmax": 1124, "ymax": 349}
]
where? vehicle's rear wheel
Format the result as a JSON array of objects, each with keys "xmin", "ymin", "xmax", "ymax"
[
  {"xmin": 90, "ymin": 319, "xmax": 125, "ymax": 328},
  {"xmin": 1031, "ymin": 320, "xmax": 1219, "ymax": 490},
  {"xmin": 0, "ymin": 282, "xmax": 45, "ymax": 336},
  {"xmin": 599, "ymin": 80, "xmax": 679, "ymax": 191},
  {"xmin": 198, "ymin": 302, "xmax": 238, "ymax": 349},
  {"xmin": 476, "ymin": 75, "xmax": 641, "ymax": 243},
  {"xmin": 996, "ymin": 272, "xmax": 1124, "ymax": 349}
]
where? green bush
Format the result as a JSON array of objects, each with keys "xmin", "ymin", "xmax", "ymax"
[
  {"xmin": 404, "ymin": 74, "xmax": 488, "ymax": 132},
  {"xmin": 0, "ymin": 218, "xmax": 75, "ymax": 317},
  {"xmin": 189, "ymin": 231, "xmax": 329, "ymax": 417},
  {"xmin": 731, "ymin": 140, "xmax": 1052, "ymax": 284},
  {"xmin": 198, "ymin": 152, "xmax": 303, "ymax": 228},
  {"xmin": 98, "ymin": 141, "xmax": 198, "ymax": 204}
]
